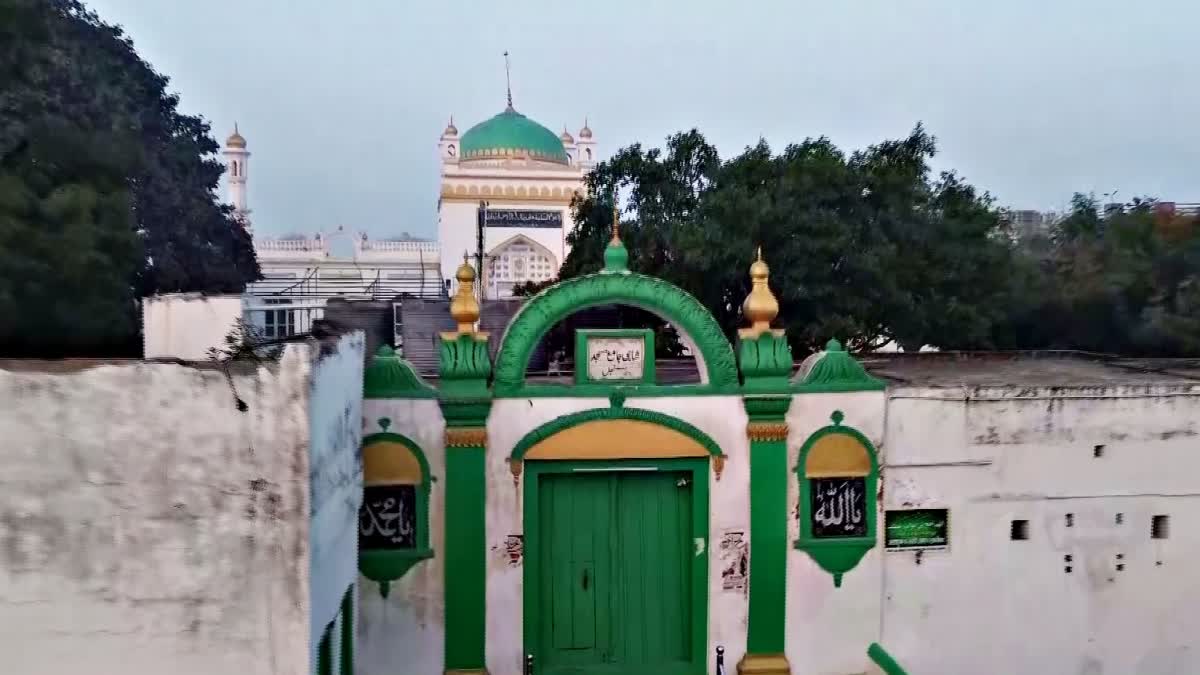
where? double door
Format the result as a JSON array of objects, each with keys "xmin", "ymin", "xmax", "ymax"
[{"xmin": 536, "ymin": 470, "xmax": 695, "ymax": 675}]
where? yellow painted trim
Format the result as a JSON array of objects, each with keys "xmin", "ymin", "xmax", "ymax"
[
  {"xmin": 441, "ymin": 184, "xmax": 581, "ymax": 205},
  {"xmin": 363, "ymin": 440, "xmax": 422, "ymax": 485},
  {"xmin": 737, "ymin": 653, "xmax": 790, "ymax": 675},
  {"xmin": 805, "ymin": 433, "xmax": 871, "ymax": 478},
  {"xmin": 524, "ymin": 419, "xmax": 711, "ymax": 460}
]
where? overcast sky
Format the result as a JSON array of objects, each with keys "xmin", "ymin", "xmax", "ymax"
[{"xmin": 87, "ymin": 0, "xmax": 1198, "ymax": 239}]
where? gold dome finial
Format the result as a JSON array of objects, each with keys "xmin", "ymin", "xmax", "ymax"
[
  {"xmin": 449, "ymin": 252, "xmax": 480, "ymax": 333},
  {"xmin": 610, "ymin": 201, "xmax": 620, "ymax": 243},
  {"xmin": 741, "ymin": 246, "xmax": 779, "ymax": 337}
]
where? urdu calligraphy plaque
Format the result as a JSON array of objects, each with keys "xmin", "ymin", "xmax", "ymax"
[
  {"xmin": 809, "ymin": 477, "xmax": 868, "ymax": 538},
  {"xmin": 586, "ymin": 336, "xmax": 646, "ymax": 381},
  {"xmin": 360, "ymin": 484, "xmax": 417, "ymax": 550}
]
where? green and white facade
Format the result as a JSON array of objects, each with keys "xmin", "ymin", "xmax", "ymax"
[{"xmin": 354, "ymin": 232, "xmax": 896, "ymax": 675}]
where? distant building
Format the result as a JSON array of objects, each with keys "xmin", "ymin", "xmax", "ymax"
[
  {"xmin": 437, "ymin": 101, "xmax": 595, "ymax": 299},
  {"xmin": 1001, "ymin": 208, "xmax": 1061, "ymax": 239}
]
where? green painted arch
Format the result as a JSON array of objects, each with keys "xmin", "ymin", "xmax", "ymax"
[
  {"xmin": 493, "ymin": 272, "xmax": 739, "ymax": 394},
  {"xmin": 510, "ymin": 404, "xmax": 724, "ymax": 461}
]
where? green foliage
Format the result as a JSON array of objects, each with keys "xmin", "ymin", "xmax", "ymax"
[
  {"xmin": 1000, "ymin": 194, "xmax": 1200, "ymax": 356},
  {"xmin": 0, "ymin": 0, "xmax": 259, "ymax": 355},
  {"xmin": 565, "ymin": 126, "xmax": 1015, "ymax": 354}
]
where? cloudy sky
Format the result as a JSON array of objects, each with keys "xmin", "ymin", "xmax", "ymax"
[{"xmin": 88, "ymin": 0, "xmax": 1198, "ymax": 238}]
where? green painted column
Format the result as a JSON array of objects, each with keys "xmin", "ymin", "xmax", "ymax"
[
  {"xmin": 441, "ymin": 420, "xmax": 489, "ymax": 673},
  {"xmin": 741, "ymin": 395, "xmax": 792, "ymax": 674},
  {"xmin": 340, "ymin": 585, "xmax": 354, "ymax": 675},
  {"xmin": 438, "ymin": 258, "xmax": 494, "ymax": 674}
]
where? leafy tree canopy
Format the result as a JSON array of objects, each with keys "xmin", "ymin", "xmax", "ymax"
[
  {"xmin": 563, "ymin": 126, "xmax": 1017, "ymax": 354},
  {"xmin": 0, "ymin": 0, "xmax": 258, "ymax": 356}
]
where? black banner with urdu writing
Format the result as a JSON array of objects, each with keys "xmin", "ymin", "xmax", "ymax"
[
  {"xmin": 482, "ymin": 209, "xmax": 563, "ymax": 228},
  {"xmin": 359, "ymin": 484, "xmax": 417, "ymax": 550},
  {"xmin": 809, "ymin": 477, "xmax": 868, "ymax": 538}
]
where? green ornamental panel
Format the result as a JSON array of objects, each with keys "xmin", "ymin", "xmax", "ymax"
[
  {"xmin": 493, "ymin": 272, "xmax": 739, "ymax": 395},
  {"xmin": 358, "ymin": 428, "xmax": 434, "ymax": 597},
  {"xmin": 793, "ymin": 410, "xmax": 880, "ymax": 587}
]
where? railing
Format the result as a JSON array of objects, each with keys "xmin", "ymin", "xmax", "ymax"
[
  {"xmin": 358, "ymin": 239, "xmax": 439, "ymax": 253},
  {"xmin": 256, "ymin": 238, "xmax": 326, "ymax": 253},
  {"xmin": 243, "ymin": 300, "xmax": 327, "ymax": 339}
]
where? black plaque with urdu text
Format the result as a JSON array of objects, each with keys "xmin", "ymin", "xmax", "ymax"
[
  {"xmin": 483, "ymin": 209, "xmax": 563, "ymax": 229},
  {"xmin": 809, "ymin": 477, "xmax": 868, "ymax": 538},
  {"xmin": 360, "ymin": 484, "xmax": 417, "ymax": 550}
]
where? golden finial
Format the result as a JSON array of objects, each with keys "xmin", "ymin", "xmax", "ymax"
[
  {"xmin": 449, "ymin": 252, "xmax": 480, "ymax": 333},
  {"xmin": 740, "ymin": 246, "xmax": 779, "ymax": 337},
  {"xmin": 611, "ymin": 201, "xmax": 620, "ymax": 243}
]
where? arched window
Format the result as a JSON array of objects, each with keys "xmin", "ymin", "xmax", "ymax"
[
  {"xmin": 447, "ymin": 144, "xmax": 456, "ymax": 157},
  {"xmin": 231, "ymin": 161, "xmax": 238, "ymax": 177},
  {"xmin": 585, "ymin": 148, "xmax": 593, "ymax": 161}
]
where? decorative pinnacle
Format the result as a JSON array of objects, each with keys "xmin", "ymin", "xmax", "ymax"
[
  {"xmin": 449, "ymin": 254, "xmax": 480, "ymax": 333},
  {"xmin": 741, "ymin": 245, "xmax": 779, "ymax": 336},
  {"xmin": 504, "ymin": 50, "xmax": 513, "ymax": 110},
  {"xmin": 602, "ymin": 196, "xmax": 629, "ymax": 273}
]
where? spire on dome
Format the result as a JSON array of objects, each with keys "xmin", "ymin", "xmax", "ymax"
[
  {"xmin": 444, "ymin": 115, "xmax": 458, "ymax": 136},
  {"xmin": 560, "ymin": 126, "xmax": 575, "ymax": 144},
  {"xmin": 579, "ymin": 116, "xmax": 593, "ymax": 139},
  {"xmin": 226, "ymin": 122, "xmax": 246, "ymax": 149},
  {"xmin": 503, "ymin": 50, "xmax": 514, "ymax": 111}
]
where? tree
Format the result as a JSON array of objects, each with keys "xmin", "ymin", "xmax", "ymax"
[
  {"xmin": 1001, "ymin": 194, "xmax": 1200, "ymax": 356},
  {"xmin": 564, "ymin": 125, "xmax": 1015, "ymax": 355},
  {"xmin": 0, "ymin": 0, "xmax": 259, "ymax": 355}
]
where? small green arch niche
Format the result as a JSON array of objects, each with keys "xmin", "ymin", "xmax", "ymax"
[
  {"xmin": 492, "ymin": 272, "xmax": 739, "ymax": 396},
  {"xmin": 793, "ymin": 410, "xmax": 880, "ymax": 587},
  {"xmin": 359, "ymin": 428, "xmax": 434, "ymax": 597}
]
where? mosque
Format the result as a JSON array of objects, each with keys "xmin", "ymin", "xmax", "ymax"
[{"xmin": 228, "ymin": 88, "xmax": 597, "ymax": 305}]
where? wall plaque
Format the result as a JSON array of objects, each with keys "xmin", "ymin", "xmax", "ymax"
[
  {"xmin": 574, "ymin": 329, "xmax": 655, "ymax": 385},
  {"xmin": 809, "ymin": 477, "xmax": 868, "ymax": 538},
  {"xmin": 360, "ymin": 484, "xmax": 417, "ymax": 550},
  {"xmin": 884, "ymin": 508, "xmax": 949, "ymax": 550},
  {"xmin": 482, "ymin": 209, "xmax": 563, "ymax": 229}
]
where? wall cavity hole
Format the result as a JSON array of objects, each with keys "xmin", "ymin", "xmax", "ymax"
[
  {"xmin": 1152, "ymin": 515, "xmax": 1170, "ymax": 539},
  {"xmin": 1093, "ymin": 444, "xmax": 1105, "ymax": 458},
  {"xmin": 1115, "ymin": 512, "xmax": 1124, "ymax": 525},
  {"xmin": 1065, "ymin": 513, "xmax": 1075, "ymax": 527},
  {"xmin": 1010, "ymin": 519, "xmax": 1029, "ymax": 540}
]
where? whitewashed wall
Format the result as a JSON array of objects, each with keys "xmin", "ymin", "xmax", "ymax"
[
  {"xmin": 0, "ymin": 333, "xmax": 364, "ymax": 675},
  {"xmin": 784, "ymin": 391, "xmax": 889, "ymax": 675},
  {"xmin": 879, "ymin": 384, "xmax": 1200, "ymax": 675},
  {"xmin": 142, "ymin": 292, "xmax": 244, "ymax": 360},
  {"xmin": 357, "ymin": 398, "xmax": 446, "ymax": 675},
  {"xmin": 308, "ymin": 333, "xmax": 366, "ymax": 669}
]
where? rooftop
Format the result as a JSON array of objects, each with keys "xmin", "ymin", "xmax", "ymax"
[{"xmin": 860, "ymin": 351, "xmax": 1200, "ymax": 387}]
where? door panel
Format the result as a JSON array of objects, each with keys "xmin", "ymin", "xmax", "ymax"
[
  {"xmin": 615, "ymin": 472, "xmax": 692, "ymax": 669},
  {"xmin": 538, "ymin": 469, "xmax": 694, "ymax": 675}
]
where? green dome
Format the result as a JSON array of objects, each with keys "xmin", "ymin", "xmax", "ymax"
[{"xmin": 459, "ymin": 107, "xmax": 568, "ymax": 164}]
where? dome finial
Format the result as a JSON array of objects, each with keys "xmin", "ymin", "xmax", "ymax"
[
  {"xmin": 610, "ymin": 200, "xmax": 620, "ymax": 244},
  {"xmin": 449, "ymin": 251, "xmax": 480, "ymax": 333},
  {"xmin": 503, "ymin": 50, "xmax": 514, "ymax": 110},
  {"xmin": 602, "ymin": 192, "xmax": 629, "ymax": 273},
  {"xmin": 741, "ymin": 246, "xmax": 779, "ymax": 336}
]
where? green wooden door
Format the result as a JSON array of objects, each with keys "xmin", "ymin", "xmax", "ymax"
[{"xmin": 538, "ymin": 470, "xmax": 694, "ymax": 675}]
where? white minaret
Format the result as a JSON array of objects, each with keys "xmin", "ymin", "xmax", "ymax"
[
  {"xmin": 439, "ymin": 116, "xmax": 460, "ymax": 164},
  {"xmin": 560, "ymin": 126, "xmax": 577, "ymax": 165},
  {"xmin": 576, "ymin": 117, "xmax": 597, "ymax": 169},
  {"xmin": 223, "ymin": 124, "xmax": 251, "ymax": 227}
]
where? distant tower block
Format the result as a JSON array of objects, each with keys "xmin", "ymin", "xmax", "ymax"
[{"xmin": 223, "ymin": 123, "xmax": 251, "ymax": 228}]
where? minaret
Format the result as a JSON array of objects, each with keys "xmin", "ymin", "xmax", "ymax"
[
  {"xmin": 439, "ymin": 116, "xmax": 460, "ymax": 164},
  {"xmin": 576, "ymin": 116, "xmax": 597, "ymax": 169},
  {"xmin": 222, "ymin": 124, "xmax": 251, "ymax": 227}
]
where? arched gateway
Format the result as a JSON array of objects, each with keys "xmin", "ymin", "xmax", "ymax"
[{"xmin": 352, "ymin": 219, "xmax": 886, "ymax": 675}]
